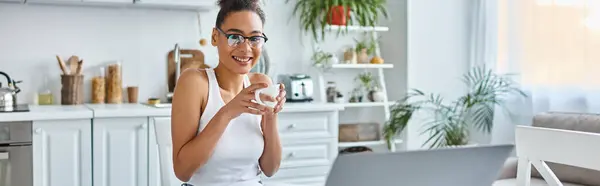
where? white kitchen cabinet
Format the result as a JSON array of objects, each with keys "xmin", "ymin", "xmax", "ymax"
[
  {"xmin": 92, "ymin": 117, "xmax": 148, "ymax": 186},
  {"xmin": 32, "ymin": 119, "xmax": 93, "ymax": 186},
  {"xmin": 263, "ymin": 111, "xmax": 339, "ymax": 186}
]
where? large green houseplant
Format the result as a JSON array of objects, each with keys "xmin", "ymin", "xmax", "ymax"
[
  {"xmin": 285, "ymin": 0, "xmax": 389, "ymax": 41},
  {"xmin": 383, "ymin": 66, "xmax": 527, "ymax": 149}
]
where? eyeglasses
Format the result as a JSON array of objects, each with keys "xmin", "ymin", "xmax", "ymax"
[{"xmin": 216, "ymin": 27, "xmax": 268, "ymax": 48}]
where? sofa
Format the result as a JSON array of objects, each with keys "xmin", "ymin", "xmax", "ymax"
[{"xmin": 493, "ymin": 112, "xmax": 600, "ymax": 186}]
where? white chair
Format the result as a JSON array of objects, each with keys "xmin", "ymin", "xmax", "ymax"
[
  {"xmin": 515, "ymin": 125, "xmax": 600, "ymax": 186},
  {"xmin": 154, "ymin": 119, "xmax": 184, "ymax": 186}
]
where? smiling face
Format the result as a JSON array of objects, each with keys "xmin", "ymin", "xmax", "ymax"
[{"xmin": 212, "ymin": 10, "xmax": 266, "ymax": 74}]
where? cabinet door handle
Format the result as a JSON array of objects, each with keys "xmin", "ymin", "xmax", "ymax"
[
  {"xmin": 287, "ymin": 152, "xmax": 296, "ymax": 158},
  {"xmin": 288, "ymin": 124, "xmax": 296, "ymax": 129},
  {"xmin": 34, "ymin": 128, "xmax": 42, "ymax": 134}
]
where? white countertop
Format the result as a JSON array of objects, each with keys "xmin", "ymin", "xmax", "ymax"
[
  {"xmin": 0, "ymin": 105, "xmax": 94, "ymax": 122},
  {"xmin": 0, "ymin": 102, "xmax": 344, "ymax": 122},
  {"xmin": 281, "ymin": 102, "xmax": 345, "ymax": 112},
  {"xmin": 86, "ymin": 102, "xmax": 343, "ymax": 116},
  {"xmin": 85, "ymin": 103, "xmax": 171, "ymax": 118}
]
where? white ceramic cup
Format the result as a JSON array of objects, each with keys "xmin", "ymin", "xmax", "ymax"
[{"xmin": 255, "ymin": 84, "xmax": 279, "ymax": 108}]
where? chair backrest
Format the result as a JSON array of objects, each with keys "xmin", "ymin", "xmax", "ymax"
[
  {"xmin": 515, "ymin": 125, "xmax": 600, "ymax": 185},
  {"xmin": 529, "ymin": 112, "xmax": 600, "ymax": 185},
  {"xmin": 153, "ymin": 118, "xmax": 182, "ymax": 186}
]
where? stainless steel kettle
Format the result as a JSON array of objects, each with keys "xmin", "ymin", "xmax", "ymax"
[{"xmin": 0, "ymin": 71, "xmax": 21, "ymax": 108}]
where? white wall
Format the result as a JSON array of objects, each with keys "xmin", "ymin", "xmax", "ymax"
[
  {"xmin": 0, "ymin": 4, "xmax": 208, "ymax": 104},
  {"xmin": 0, "ymin": 1, "xmax": 319, "ymax": 104},
  {"xmin": 0, "ymin": 0, "xmax": 480, "ymax": 151},
  {"xmin": 405, "ymin": 0, "xmax": 474, "ymax": 149}
]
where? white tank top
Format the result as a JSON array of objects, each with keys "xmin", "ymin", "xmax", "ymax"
[{"xmin": 188, "ymin": 68, "xmax": 265, "ymax": 186}]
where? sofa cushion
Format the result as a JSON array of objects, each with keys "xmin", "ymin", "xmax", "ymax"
[
  {"xmin": 494, "ymin": 178, "xmax": 585, "ymax": 186},
  {"xmin": 533, "ymin": 112, "xmax": 600, "ymax": 133},
  {"xmin": 530, "ymin": 112, "xmax": 600, "ymax": 186}
]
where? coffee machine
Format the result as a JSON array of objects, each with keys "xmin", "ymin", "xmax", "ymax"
[{"xmin": 278, "ymin": 74, "xmax": 314, "ymax": 102}]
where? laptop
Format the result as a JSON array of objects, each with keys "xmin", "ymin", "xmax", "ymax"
[{"xmin": 324, "ymin": 144, "xmax": 514, "ymax": 186}]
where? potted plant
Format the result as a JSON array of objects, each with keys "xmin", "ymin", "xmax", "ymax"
[
  {"xmin": 383, "ymin": 66, "xmax": 527, "ymax": 150},
  {"xmin": 348, "ymin": 87, "xmax": 363, "ymax": 103},
  {"xmin": 329, "ymin": 5, "xmax": 351, "ymax": 26},
  {"xmin": 311, "ymin": 49, "xmax": 338, "ymax": 71},
  {"xmin": 354, "ymin": 37, "xmax": 378, "ymax": 64},
  {"xmin": 355, "ymin": 72, "xmax": 384, "ymax": 102},
  {"xmin": 383, "ymin": 91, "xmax": 423, "ymax": 150},
  {"xmin": 285, "ymin": 0, "xmax": 389, "ymax": 41}
]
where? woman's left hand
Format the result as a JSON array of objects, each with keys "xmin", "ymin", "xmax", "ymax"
[{"xmin": 265, "ymin": 83, "xmax": 286, "ymax": 116}]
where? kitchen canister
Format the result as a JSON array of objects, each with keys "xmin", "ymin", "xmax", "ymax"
[
  {"xmin": 61, "ymin": 74, "xmax": 84, "ymax": 105},
  {"xmin": 105, "ymin": 62, "xmax": 123, "ymax": 104},
  {"xmin": 91, "ymin": 67, "xmax": 106, "ymax": 104}
]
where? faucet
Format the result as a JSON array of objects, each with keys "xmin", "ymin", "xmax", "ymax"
[{"xmin": 174, "ymin": 43, "xmax": 181, "ymax": 83}]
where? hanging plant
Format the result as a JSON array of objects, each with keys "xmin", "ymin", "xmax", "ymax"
[{"xmin": 285, "ymin": 0, "xmax": 389, "ymax": 41}]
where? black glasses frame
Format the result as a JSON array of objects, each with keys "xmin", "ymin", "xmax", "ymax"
[{"xmin": 216, "ymin": 27, "xmax": 269, "ymax": 46}]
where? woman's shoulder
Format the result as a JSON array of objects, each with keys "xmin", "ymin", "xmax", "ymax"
[
  {"xmin": 176, "ymin": 68, "xmax": 210, "ymax": 92},
  {"xmin": 248, "ymin": 72, "xmax": 273, "ymax": 84},
  {"xmin": 179, "ymin": 68, "xmax": 210, "ymax": 82}
]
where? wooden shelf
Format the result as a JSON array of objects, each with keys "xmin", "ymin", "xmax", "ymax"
[
  {"xmin": 325, "ymin": 25, "xmax": 390, "ymax": 32},
  {"xmin": 339, "ymin": 140, "xmax": 403, "ymax": 148},
  {"xmin": 330, "ymin": 64, "xmax": 394, "ymax": 69}
]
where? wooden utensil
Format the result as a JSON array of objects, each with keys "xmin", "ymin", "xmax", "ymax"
[
  {"xmin": 167, "ymin": 49, "xmax": 209, "ymax": 92},
  {"xmin": 67, "ymin": 56, "xmax": 80, "ymax": 73},
  {"xmin": 75, "ymin": 60, "xmax": 83, "ymax": 75},
  {"xmin": 56, "ymin": 55, "xmax": 69, "ymax": 75}
]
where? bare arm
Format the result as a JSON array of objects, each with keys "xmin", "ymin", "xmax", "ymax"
[
  {"xmin": 250, "ymin": 73, "xmax": 283, "ymax": 177},
  {"xmin": 259, "ymin": 116, "xmax": 282, "ymax": 177},
  {"xmin": 171, "ymin": 70, "xmax": 233, "ymax": 182}
]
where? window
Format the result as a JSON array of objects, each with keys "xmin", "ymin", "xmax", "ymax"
[{"xmin": 497, "ymin": 0, "xmax": 600, "ymax": 87}]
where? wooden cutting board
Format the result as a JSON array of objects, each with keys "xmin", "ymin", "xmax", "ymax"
[{"xmin": 167, "ymin": 49, "xmax": 210, "ymax": 92}]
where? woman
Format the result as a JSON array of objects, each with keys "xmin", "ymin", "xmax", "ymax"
[{"xmin": 170, "ymin": 0, "xmax": 285, "ymax": 185}]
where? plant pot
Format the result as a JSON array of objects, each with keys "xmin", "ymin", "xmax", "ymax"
[
  {"xmin": 335, "ymin": 96, "xmax": 345, "ymax": 103},
  {"xmin": 329, "ymin": 55, "xmax": 340, "ymax": 64},
  {"xmin": 357, "ymin": 48, "xmax": 369, "ymax": 64},
  {"xmin": 328, "ymin": 6, "xmax": 351, "ymax": 26},
  {"xmin": 442, "ymin": 144, "xmax": 478, "ymax": 149},
  {"xmin": 368, "ymin": 90, "xmax": 385, "ymax": 102}
]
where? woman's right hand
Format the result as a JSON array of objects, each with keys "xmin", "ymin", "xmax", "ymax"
[{"xmin": 219, "ymin": 83, "xmax": 275, "ymax": 120}]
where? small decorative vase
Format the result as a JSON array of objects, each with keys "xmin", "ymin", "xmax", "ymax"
[
  {"xmin": 329, "ymin": 55, "xmax": 340, "ymax": 65},
  {"xmin": 335, "ymin": 96, "xmax": 345, "ymax": 103},
  {"xmin": 367, "ymin": 90, "xmax": 375, "ymax": 102},
  {"xmin": 373, "ymin": 90, "xmax": 385, "ymax": 102},
  {"xmin": 349, "ymin": 95, "xmax": 363, "ymax": 103},
  {"xmin": 349, "ymin": 96, "xmax": 358, "ymax": 103},
  {"xmin": 343, "ymin": 48, "xmax": 357, "ymax": 64},
  {"xmin": 357, "ymin": 48, "xmax": 369, "ymax": 64},
  {"xmin": 367, "ymin": 88, "xmax": 385, "ymax": 102}
]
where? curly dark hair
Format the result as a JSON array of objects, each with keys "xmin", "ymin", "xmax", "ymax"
[{"xmin": 215, "ymin": 0, "xmax": 266, "ymax": 28}]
